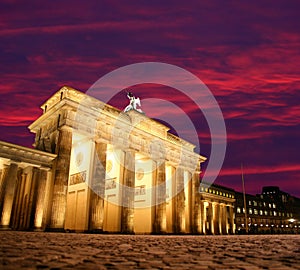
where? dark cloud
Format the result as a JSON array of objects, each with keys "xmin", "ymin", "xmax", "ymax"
[{"xmin": 0, "ymin": 0, "xmax": 300, "ymax": 197}]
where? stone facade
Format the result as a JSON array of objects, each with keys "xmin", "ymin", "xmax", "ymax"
[
  {"xmin": 0, "ymin": 86, "xmax": 236, "ymax": 234},
  {"xmin": 0, "ymin": 141, "xmax": 56, "ymax": 231},
  {"xmin": 198, "ymin": 182, "xmax": 236, "ymax": 235}
]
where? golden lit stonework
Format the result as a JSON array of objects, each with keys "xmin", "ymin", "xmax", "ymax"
[{"xmin": 0, "ymin": 86, "xmax": 237, "ymax": 234}]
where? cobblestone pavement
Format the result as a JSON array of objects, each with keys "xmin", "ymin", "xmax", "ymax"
[{"xmin": 1, "ymin": 232, "xmax": 300, "ymax": 270}]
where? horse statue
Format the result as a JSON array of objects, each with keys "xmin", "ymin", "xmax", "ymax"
[{"xmin": 124, "ymin": 92, "xmax": 144, "ymax": 113}]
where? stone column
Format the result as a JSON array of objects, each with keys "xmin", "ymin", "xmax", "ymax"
[
  {"xmin": 228, "ymin": 205, "xmax": 234, "ymax": 234},
  {"xmin": 153, "ymin": 160, "xmax": 166, "ymax": 234},
  {"xmin": 0, "ymin": 166, "xmax": 9, "ymax": 214},
  {"xmin": 89, "ymin": 142, "xmax": 107, "ymax": 232},
  {"xmin": 0, "ymin": 162, "xmax": 19, "ymax": 228},
  {"xmin": 17, "ymin": 167, "xmax": 39, "ymax": 230},
  {"xmin": 218, "ymin": 202, "xmax": 223, "ymax": 235},
  {"xmin": 33, "ymin": 168, "xmax": 50, "ymax": 230},
  {"xmin": 212, "ymin": 202, "xmax": 219, "ymax": 235},
  {"xmin": 208, "ymin": 202, "xmax": 213, "ymax": 234},
  {"xmin": 49, "ymin": 128, "xmax": 72, "ymax": 230},
  {"xmin": 121, "ymin": 150, "xmax": 135, "ymax": 233},
  {"xmin": 25, "ymin": 168, "xmax": 40, "ymax": 229},
  {"xmin": 225, "ymin": 205, "xmax": 229, "ymax": 234},
  {"xmin": 174, "ymin": 167, "xmax": 185, "ymax": 233},
  {"xmin": 220, "ymin": 203, "xmax": 226, "ymax": 234},
  {"xmin": 191, "ymin": 172, "xmax": 201, "ymax": 234},
  {"xmin": 200, "ymin": 199, "xmax": 205, "ymax": 234},
  {"xmin": 11, "ymin": 172, "xmax": 26, "ymax": 229}
]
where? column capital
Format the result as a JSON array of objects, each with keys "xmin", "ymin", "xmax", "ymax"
[
  {"xmin": 39, "ymin": 166, "xmax": 51, "ymax": 171},
  {"xmin": 9, "ymin": 160, "xmax": 21, "ymax": 165}
]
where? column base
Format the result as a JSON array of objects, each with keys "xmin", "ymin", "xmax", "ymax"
[
  {"xmin": 89, "ymin": 229, "xmax": 104, "ymax": 234},
  {"xmin": 0, "ymin": 225, "xmax": 11, "ymax": 230},
  {"xmin": 46, "ymin": 227, "xmax": 66, "ymax": 232},
  {"xmin": 33, "ymin": 227, "xmax": 45, "ymax": 232},
  {"xmin": 121, "ymin": 230, "xmax": 135, "ymax": 235}
]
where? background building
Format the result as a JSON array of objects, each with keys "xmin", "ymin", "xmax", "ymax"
[
  {"xmin": 235, "ymin": 186, "xmax": 300, "ymax": 234},
  {"xmin": 199, "ymin": 182, "xmax": 235, "ymax": 234}
]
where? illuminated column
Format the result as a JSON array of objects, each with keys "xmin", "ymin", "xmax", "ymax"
[
  {"xmin": 212, "ymin": 202, "xmax": 219, "ymax": 235},
  {"xmin": 33, "ymin": 168, "xmax": 50, "ymax": 230},
  {"xmin": 175, "ymin": 167, "xmax": 185, "ymax": 233},
  {"xmin": 220, "ymin": 203, "xmax": 226, "ymax": 234},
  {"xmin": 208, "ymin": 202, "xmax": 213, "ymax": 234},
  {"xmin": 0, "ymin": 166, "xmax": 9, "ymax": 210},
  {"xmin": 153, "ymin": 160, "xmax": 166, "ymax": 234},
  {"xmin": 229, "ymin": 205, "xmax": 234, "ymax": 234},
  {"xmin": 11, "ymin": 172, "xmax": 26, "ymax": 229},
  {"xmin": 191, "ymin": 172, "xmax": 201, "ymax": 234},
  {"xmin": 218, "ymin": 203, "xmax": 222, "ymax": 234},
  {"xmin": 49, "ymin": 128, "xmax": 72, "ymax": 230},
  {"xmin": 225, "ymin": 205, "xmax": 229, "ymax": 234},
  {"xmin": 23, "ymin": 167, "xmax": 40, "ymax": 230},
  {"xmin": 121, "ymin": 150, "xmax": 135, "ymax": 233},
  {"xmin": 90, "ymin": 142, "xmax": 107, "ymax": 232},
  {"xmin": 0, "ymin": 162, "xmax": 19, "ymax": 228},
  {"xmin": 17, "ymin": 167, "xmax": 39, "ymax": 230},
  {"xmin": 200, "ymin": 200, "xmax": 205, "ymax": 234}
]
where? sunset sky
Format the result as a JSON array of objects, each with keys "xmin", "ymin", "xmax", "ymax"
[{"xmin": 1, "ymin": 1, "xmax": 299, "ymax": 197}]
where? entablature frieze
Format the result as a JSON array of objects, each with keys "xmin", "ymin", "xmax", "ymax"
[
  {"xmin": 0, "ymin": 141, "xmax": 56, "ymax": 169},
  {"xmin": 30, "ymin": 86, "xmax": 205, "ymax": 174}
]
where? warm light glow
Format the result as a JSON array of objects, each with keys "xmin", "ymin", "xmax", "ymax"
[{"xmin": 34, "ymin": 208, "xmax": 43, "ymax": 228}]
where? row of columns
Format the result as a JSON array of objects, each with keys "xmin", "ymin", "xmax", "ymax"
[
  {"xmin": 199, "ymin": 200, "xmax": 235, "ymax": 235},
  {"xmin": 0, "ymin": 132, "xmax": 233, "ymax": 234},
  {"xmin": 0, "ymin": 127, "xmax": 71, "ymax": 232},
  {"xmin": 87, "ymin": 142, "xmax": 202, "ymax": 234},
  {"xmin": 0, "ymin": 162, "xmax": 52, "ymax": 231}
]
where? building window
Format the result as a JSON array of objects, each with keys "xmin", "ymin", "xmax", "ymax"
[
  {"xmin": 254, "ymin": 209, "xmax": 258, "ymax": 215},
  {"xmin": 273, "ymin": 211, "xmax": 277, "ymax": 216},
  {"xmin": 279, "ymin": 212, "xmax": 281, "ymax": 217},
  {"xmin": 263, "ymin": 202, "xmax": 266, "ymax": 207},
  {"xmin": 273, "ymin": 203, "xmax": 276, "ymax": 208},
  {"xmin": 253, "ymin": 201, "xmax": 257, "ymax": 206},
  {"xmin": 237, "ymin": 207, "xmax": 241, "ymax": 213},
  {"xmin": 242, "ymin": 208, "xmax": 245, "ymax": 214},
  {"xmin": 287, "ymin": 213, "xmax": 290, "ymax": 218},
  {"xmin": 270, "ymin": 211, "xmax": 273, "ymax": 216},
  {"xmin": 249, "ymin": 208, "xmax": 253, "ymax": 214},
  {"xmin": 259, "ymin": 210, "xmax": 263, "ymax": 215},
  {"xmin": 249, "ymin": 201, "xmax": 252, "ymax": 206},
  {"xmin": 269, "ymin": 203, "xmax": 272, "ymax": 208},
  {"xmin": 264, "ymin": 210, "xmax": 268, "ymax": 216}
]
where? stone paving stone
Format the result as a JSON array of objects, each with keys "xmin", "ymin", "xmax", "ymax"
[{"xmin": 1, "ymin": 232, "xmax": 300, "ymax": 269}]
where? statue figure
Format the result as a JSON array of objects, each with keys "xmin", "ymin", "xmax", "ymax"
[{"xmin": 124, "ymin": 92, "xmax": 144, "ymax": 113}]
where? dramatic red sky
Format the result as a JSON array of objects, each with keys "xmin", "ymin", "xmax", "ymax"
[{"xmin": 1, "ymin": 1, "xmax": 299, "ymax": 197}]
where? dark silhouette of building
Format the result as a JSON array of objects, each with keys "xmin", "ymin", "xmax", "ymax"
[{"xmin": 235, "ymin": 186, "xmax": 300, "ymax": 234}]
